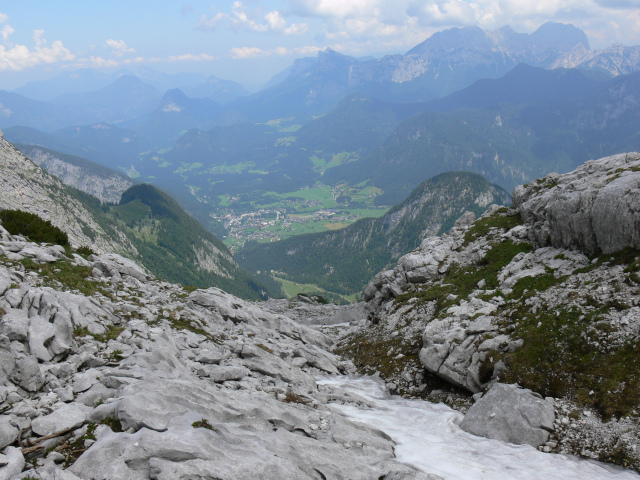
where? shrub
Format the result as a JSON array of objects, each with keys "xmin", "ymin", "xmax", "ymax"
[{"xmin": 0, "ymin": 209, "xmax": 69, "ymax": 246}]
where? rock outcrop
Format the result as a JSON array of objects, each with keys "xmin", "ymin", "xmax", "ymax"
[
  {"xmin": 343, "ymin": 153, "xmax": 640, "ymax": 466},
  {"xmin": 513, "ymin": 152, "xmax": 640, "ymax": 254}
]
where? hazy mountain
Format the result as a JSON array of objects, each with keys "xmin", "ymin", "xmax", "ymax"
[
  {"xmin": 183, "ymin": 75, "xmax": 250, "ymax": 104},
  {"xmin": 51, "ymin": 75, "xmax": 161, "ymax": 125},
  {"xmin": 124, "ymin": 67, "xmax": 208, "ymax": 93},
  {"xmin": 324, "ymin": 69, "xmax": 640, "ymax": 205},
  {"xmin": 133, "ymin": 89, "xmax": 225, "ymax": 147},
  {"xmin": 424, "ymin": 64, "xmax": 608, "ymax": 112},
  {"xmin": 13, "ymin": 69, "xmax": 118, "ymax": 101},
  {"xmin": 13, "ymin": 68, "xmax": 209, "ymax": 103},
  {"xmin": 238, "ymin": 171, "xmax": 509, "ymax": 296},
  {"xmin": 576, "ymin": 44, "xmax": 640, "ymax": 76},
  {"xmin": 231, "ymin": 22, "xmax": 602, "ymax": 121},
  {"xmin": 0, "ymin": 91, "xmax": 66, "ymax": 131}
]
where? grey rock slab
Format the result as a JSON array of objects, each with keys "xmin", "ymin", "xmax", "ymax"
[
  {"xmin": 31, "ymin": 403, "xmax": 87, "ymax": 437},
  {"xmin": 71, "ymin": 415, "xmax": 397, "ymax": 480},
  {"xmin": 459, "ymin": 382, "xmax": 555, "ymax": 447},
  {"xmin": 195, "ymin": 347, "xmax": 228, "ymax": 365},
  {"xmin": 49, "ymin": 312, "xmax": 74, "ymax": 357},
  {"xmin": 72, "ymin": 370, "xmax": 100, "ymax": 393},
  {"xmin": 293, "ymin": 345, "xmax": 340, "ymax": 374},
  {"xmin": 0, "ymin": 308, "xmax": 29, "ymax": 342},
  {"xmin": 0, "ymin": 418, "xmax": 18, "ymax": 449},
  {"xmin": 207, "ymin": 366, "xmax": 250, "ymax": 383},
  {"xmin": 91, "ymin": 253, "xmax": 150, "ymax": 282},
  {"xmin": 76, "ymin": 382, "xmax": 117, "ymax": 407},
  {"xmin": 11, "ymin": 354, "xmax": 44, "ymax": 392},
  {"xmin": 19, "ymin": 245, "xmax": 58, "ymax": 263},
  {"xmin": 28, "ymin": 315, "xmax": 57, "ymax": 362},
  {"xmin": 0, "ymin": 345, "xmax": 16, "ymax": 385},
  {"xmin": 0, "ymin": 447, "xmax": 24, "ymax": 480},
  {"xmin": 513, "ymin": 152, "xmax": 640, "ymax": 254}
]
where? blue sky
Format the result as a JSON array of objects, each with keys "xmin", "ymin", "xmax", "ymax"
[{"xmin": 1, "ymin": 0, "xmax": 639, "ymax": 90}]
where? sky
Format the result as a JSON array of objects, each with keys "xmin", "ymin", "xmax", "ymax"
[{"xmin": 1, "ymin": 0, "xmax": 639, "ymax": 91}]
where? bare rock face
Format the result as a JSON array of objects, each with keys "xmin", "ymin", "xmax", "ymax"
[
  {"xmin": 459, "ymin": 383, "xmax": 555, "ymax": 447},
  {"xmin": 513, "ymin": 152, "xmax": 640, "ymax": 254}
]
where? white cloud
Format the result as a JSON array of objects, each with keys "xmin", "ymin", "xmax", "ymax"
[
  {"xmin": 266, "ymin": 11, "xmax": 287, "ymax": 30},
  {"xmin": 285, "ymin": 23, "xmax": 309, "ymax": 35},
  {"xmin": 196, "ymin": 12, "xmax": 227, "ymax": 32},
  {"xmin": 289, "ymin": 0, "xmax": 383, "ymax": 19},
  {"xmin": 1, "ymin": 24, "xmax": 14, "ymax": 42},
  {"xmin": 230, "ymin": 44, "xmax": 327, "ymax": 59},
  {"xmin": 230, "ymin": 46, "xmax": 264, "ymax": 58},
  {"xmin": 225, "ymin": 2, "xmax": 308, "ymax": 35},
  {"xmin": 0, "ymin": 12, "xmax": 8, "ymax": 24},
  {"xmin": 89, "ymin": 56, "xmax": 118, "ymax": 67},
  {"xmin": 0, "ymin": 29, "xmax": 75, "ymax": 71},
  {"xmin": 123, "ymin": 56, "xmax": 145, "ymax": 64},
  {"xmin": 168, "ymin": 53, "xmax": 215, "ymax": 61},
  {"xmin": 106, "ymin": 39, "xmax": 135, "ymax": 56}
]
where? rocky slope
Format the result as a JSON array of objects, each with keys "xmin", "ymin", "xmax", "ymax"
[
  {"xmin": 0, "ymin": 225, "xmax": 441, "ymax": 480},
  {"xmin": 340, "ymin": 152, "xmax": 640, "ymax": 468},
  {"xmin": 0, "ymin": 133, "xmax": 274, "ymax": 299},
  {"xmin": 16, "ymin": 145, "xmax": 135, "ymax": 204},
  {"xmin": 0, "ymin": 131, "xmax": 137, "ymax": 256}
]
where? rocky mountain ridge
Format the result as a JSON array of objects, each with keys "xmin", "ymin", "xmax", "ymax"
[
  {"xmin": 0, "ymin": 131, "xmax": 137, "ymax": 256},
  {"xmin": 340, "ymin": 152, "xmax": 640, "ymax": 467},
  {"xmin": 249, "ymin": 22, "xmax": 640, "ymax": 117},
  {"xmin": 16, "ymin": 145, "xmax": 135, "ymax": 204},
  {"xmin": 0, "ymin": 133, "xmax": 271, "ymax": 299}
]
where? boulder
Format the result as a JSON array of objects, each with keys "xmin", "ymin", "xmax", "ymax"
[
  {"xmin": 0, "ymin": 447, "xmax": 24, "ymax": 480},
  {"xmin": 0, "ymin": 419, "xmax": 18, "ymax": 450},
  {"xmin": 0, "ymin": 309, "xmax": 29, "ymax": 342},
  {"xmin": 28, "ymin": 315, "xmax": 57, "ymax": 362},
  {"xmin": 31, "ymin": 403, "xmax": 87, "ymax": 437},
  {"xmin": 207, "ymin": 366, "xmax": 250, "ymax": 383},
  {"xmin": 459, "ymin": 383, "xmax": 555, "ymax": 447},
  {"xmin": 11, "ymin": 354, "xmax": 44, "ymax": 392}
]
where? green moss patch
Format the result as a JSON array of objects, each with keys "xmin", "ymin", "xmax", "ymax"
[
  {"xmin": 503, "ymin": 303, "xmax": 640, "ymax": 420},
  {"xmin": 463, "ymin": 210, "xmax": 522, "ymax": 245},
  {"xmin": 18, "ymin": 257, "xmax": 106, "ymax": 297}
]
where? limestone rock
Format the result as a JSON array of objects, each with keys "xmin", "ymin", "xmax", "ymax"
[
  {"xmin": 0, "ymin": 447, "xmax": 24, "ymax": 480},
  {"xmin": 11, "ymin": 354, "xmax": 44, "ymax": 392},
  {"xmin": 31, "ymin": 403, "xmax": 87, "ymax": 437},
  {"xmin": 0, "ymin": 309, "xmax": 29, "ymax": 342},
  {"xmin": 0, "ymin": 419, "xmax": 18, "ymax": 450},
  {"xmin": 28, "ymin": 315, "xmax": 57, "ymax": 362},
  {"xmin": 459, "ymin": 383, "xmax": 555, "ymax": 447},
  {"xmin": 207, "ymin": 365, "xmax": 250, "ymax": 383},
  {"xmin": 513, "ymin": 152, "xmax": 640, "ymax": 254}
]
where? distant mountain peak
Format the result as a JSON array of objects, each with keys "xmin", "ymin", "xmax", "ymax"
[{"xmin": 531, "ymin": 21, "xmax": 590, "ymax": 50}]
